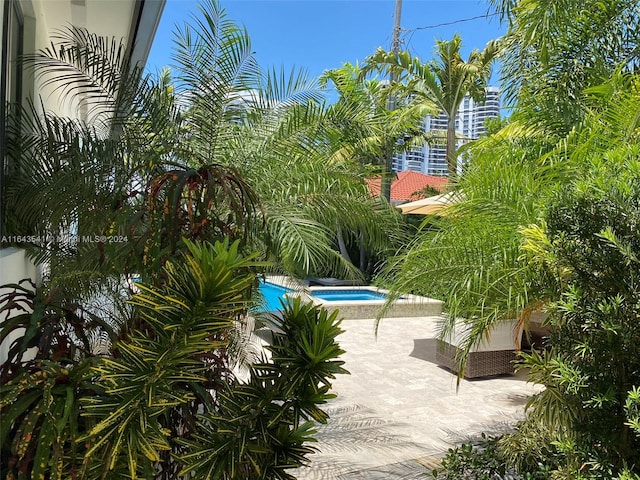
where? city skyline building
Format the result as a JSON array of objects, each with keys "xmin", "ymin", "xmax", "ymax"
[{"xmin": 393, "ymin": 87, "xmax": 501, "ymax": 176}]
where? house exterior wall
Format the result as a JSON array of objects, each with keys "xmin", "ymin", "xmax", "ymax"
[
  {"xmin": 0, "ymin": 248, "xmax": 38, "ymax": 363},
  {"xmin": 0, "ymin": 0, "xmax": 165, "ymax": 363},
  {"xmin": 11, "ymin": 0, "xmax": 164, "ymax": 117}
]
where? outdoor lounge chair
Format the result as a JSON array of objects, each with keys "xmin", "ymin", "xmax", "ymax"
[
  {"xmin": 305, "ymin": 277, "xmax": 363, "ymax": 287},
  {"xmin": 436, "ymin": 343, "xmax": 519, "ymax": 378},
  {"xmin": 435, "ymin": 320, "xmax": 523, "ymax": 379}
]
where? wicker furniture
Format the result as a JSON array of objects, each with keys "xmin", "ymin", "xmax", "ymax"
[
  {"xmin": 436, "ymin": 320, "xmax": 523, "ymax": 378},
  {"xmin": 435, "ymin": 342, "xmax": 519, "ymax": 378}
]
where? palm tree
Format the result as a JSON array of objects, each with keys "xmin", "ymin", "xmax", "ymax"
[
  {"xmin": 6, "ymin": 0, "xmax": 406, "ymax": 284},
  {"xmin": 376, "ymin": 121, "xmax": 550, "ymax": 370},
  {"xmin": 489, "ymin": 0, "xmax": 640, "ymax": 134},
  {"xmin": 161, "ymin": 5, "xmax": 410, "ymax": 281},
  {"xmin": 301, "ymin": 62, "xmax": 431, "ymax": 273},
  {"xmin": 495, "ymin": 73, "xmax": 640, "ymax": 477},
  {"xmin": 373, "ymin": 1, "xmax": 640, "ymax": 475},
  {"xmin": 375, "ymin": 19, "xmax": 639, "ymax": 378},
  {"xmin": 321, "ymin": 62, "xmax": 434, "ymax": 201},
  {"xmin": 364, "ymin": 34, "xmax": 499, "ymax": 178},
  {"xmin": 1, "ymin": 1, "xmax": 355, "ymax": 477}
]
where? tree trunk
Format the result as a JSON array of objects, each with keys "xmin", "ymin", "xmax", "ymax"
[
  {"xmin": 359, "ymin": 232, "xmax": 367, "ymax": 272},
  {"xmin": 336, "ymin": 228, "xmax": 352, "ymax": 264},
  {"xmin": 446, "ymin": 116, "xmax": 457, "ymax": 179},
  {"xmin": 381, "ymin": 146, "xmax": 394, "ymax": 202}
]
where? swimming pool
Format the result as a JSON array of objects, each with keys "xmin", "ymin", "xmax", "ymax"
[
  {"xmin": 256, "ymin": 280, "xmax": 294, "ymax": 312},
  {"xmin": 256, "ymin": 279, "xmax": 443, "ymax": 319},
  {"xmin": 307, "ymin": 286, "xmax": 443, "ymax": 319},
  {"xmin": 310, "ymin": 289, "xmax": 388, "ymax": 302}
]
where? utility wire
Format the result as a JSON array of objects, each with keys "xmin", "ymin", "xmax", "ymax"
[
  {"xmin": 402, "ymin": 12, "xmax": 502, "ymax": 55},
  {"xmin": 404, "ymin": 12, "xmax": 501, "ymax": 32}
]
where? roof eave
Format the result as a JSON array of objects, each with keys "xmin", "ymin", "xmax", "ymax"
[{"xmin": 126, "ymin": 0, "xmax": 166, "ymax": 69}]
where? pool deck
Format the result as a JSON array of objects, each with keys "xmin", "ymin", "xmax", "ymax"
[{"xmin": 288, "ymin": 315, "xmax": 542, "ymax": 479}]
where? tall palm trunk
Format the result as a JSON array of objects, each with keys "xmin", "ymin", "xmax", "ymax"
[
  {"xmin": 336, "ymin": 228, "xmax": 352, "ymax": 263},
  {"xmin": 446, "ymin": 115, "xmax": 457, "ymax": 178},
  {"xmin": 381, "ymin": 145, "xmax": 394, "ymax": 202},
  {"xmin": 359, "ymin": 231, "xmax": 367, "ymax": 273}
]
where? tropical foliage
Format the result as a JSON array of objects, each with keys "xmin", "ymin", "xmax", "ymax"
[
  {"xmin": 493, "ymin": 148, "xmax": 640, "ymax": 480},
  {"xmin": 373, "ymin": 0, "xmax": 640, "ymax": 476},
  {"xmin": 502, "ymin": 92, "xmax": 640, "ymax": 478},
  {"xmin": 375, "ymin": 115, "xmax": 551, "ymax": 365},
  {"xmin": 377, "ymin": 0, "xmax": 640, "ymax": 378},
  {"xmin": 313, "ymin": 62, "xmax": 430, "ymax": 271},
  {"xmin": 0, "ymin": 239, "xmax": 347, "ymax": 479},
  {"xmin": 363, "ymin": 34, "xmax": 499, "ymax": 177},
  {"xmin": 4, "ymin": 0, "xmax": 404, "ymax": 286},
  {"xmin": 489, "ymin": 0, "xmax": 640, "ymax": 133},
  {"xmin": 6, "ymin": 0, "xmax": 638, "ymax": 476},
  {"xmin": 320, "ymin": 62, "xmax": 434, "ymax": 201},
  {"xmin": 3, "ymin": 22, "xmax": 260, "ymax": 288},
  {"xmin": 169, "ymin": 4, "xmax": 407, "ymax": 280},
  {"xmin": 0, "ymin": 1, "xmax": 357, "ymax": 478}
]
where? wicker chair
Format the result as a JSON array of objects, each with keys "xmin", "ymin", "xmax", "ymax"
[
  {"xmin": 435, "ymin": 343, "xmax": 519, "ymax": 378},
  {"xmin": 435, "ymin": 320, "xmax": 523, "ymax": 378}
]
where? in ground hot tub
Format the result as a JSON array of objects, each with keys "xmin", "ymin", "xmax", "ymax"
[
  {"xmin": 310, "ymin": 289, "xmax": 388, "ymax": 302},
  {"xmin": 306, "ymin": 286, "xmax": 442, "ymax": 319}
]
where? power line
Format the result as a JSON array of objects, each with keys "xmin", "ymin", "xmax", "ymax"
[
  {"xmin": 401, "ymin": 12, "xmax": 502, "ymax": 56},
  {"xmin": 403, "ymin": 12, "xmax": 501, "ymax": 32}
]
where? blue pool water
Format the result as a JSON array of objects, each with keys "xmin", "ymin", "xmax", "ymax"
[
  {"xmin": 311, "ymin": 289, "xmax": 387, "ymax": 302},
  {"xmin": 257, "ymin": 281, "xmax": 293, "ymax": 312},
  {"xmin": 255, "ymin": 282, "xmax": 391, "ymax": 312}
]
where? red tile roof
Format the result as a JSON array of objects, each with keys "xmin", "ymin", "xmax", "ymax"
[{"xmin": 366, "ymin": 171, "xmax": 448, "ymax": 201}]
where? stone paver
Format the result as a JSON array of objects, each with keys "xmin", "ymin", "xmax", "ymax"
[{"xmin": 293, "ymin": 316, "xmax": 542, "ymax": 479}]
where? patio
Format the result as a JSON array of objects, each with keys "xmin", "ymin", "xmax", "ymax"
[{"xmin": 292, "ymin": 315, "xmax": 543, "ymax": 479}]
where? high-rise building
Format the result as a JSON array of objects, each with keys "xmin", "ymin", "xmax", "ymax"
[{"xmin": 393, "ymin": 87, "xmax": 501, "ymax": 176}]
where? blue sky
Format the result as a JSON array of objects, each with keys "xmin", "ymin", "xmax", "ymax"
[{"xmin": 147, "ymin": 0, "xmax": 505, "ymax": 84}]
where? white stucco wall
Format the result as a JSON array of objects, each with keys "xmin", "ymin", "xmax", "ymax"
[
  {"xmin": 21, "ymin": 0, "xmax": 139, "ymax": 119},
  {"xmin": 0, "ymin": 248, "xmax": 37, "ymax": 363}
]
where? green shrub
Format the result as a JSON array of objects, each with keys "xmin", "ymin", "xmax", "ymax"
[
  {"xmin": 433, "ymin": 431, "xmax": 558, "ymax": 480},
  {"xmin": 0, "ymin": 240, "xmax": 348, "ymax": 479},
  {"xmin": 433, "ymin": 434, "xmax": 508, "ymax": 480}
]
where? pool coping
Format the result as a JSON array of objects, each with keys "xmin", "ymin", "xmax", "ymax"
[
  {"xmin": 305, "ymin": 286, "xmax": 443, "ymax": 319},
  {"xmin": 265, "ymin": 277, "xmax": 443, "ymax": 320}
]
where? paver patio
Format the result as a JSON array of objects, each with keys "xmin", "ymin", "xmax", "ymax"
[{"xmin": 293, "ymin": 315, "xmax": 543, "ymax": 479}]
